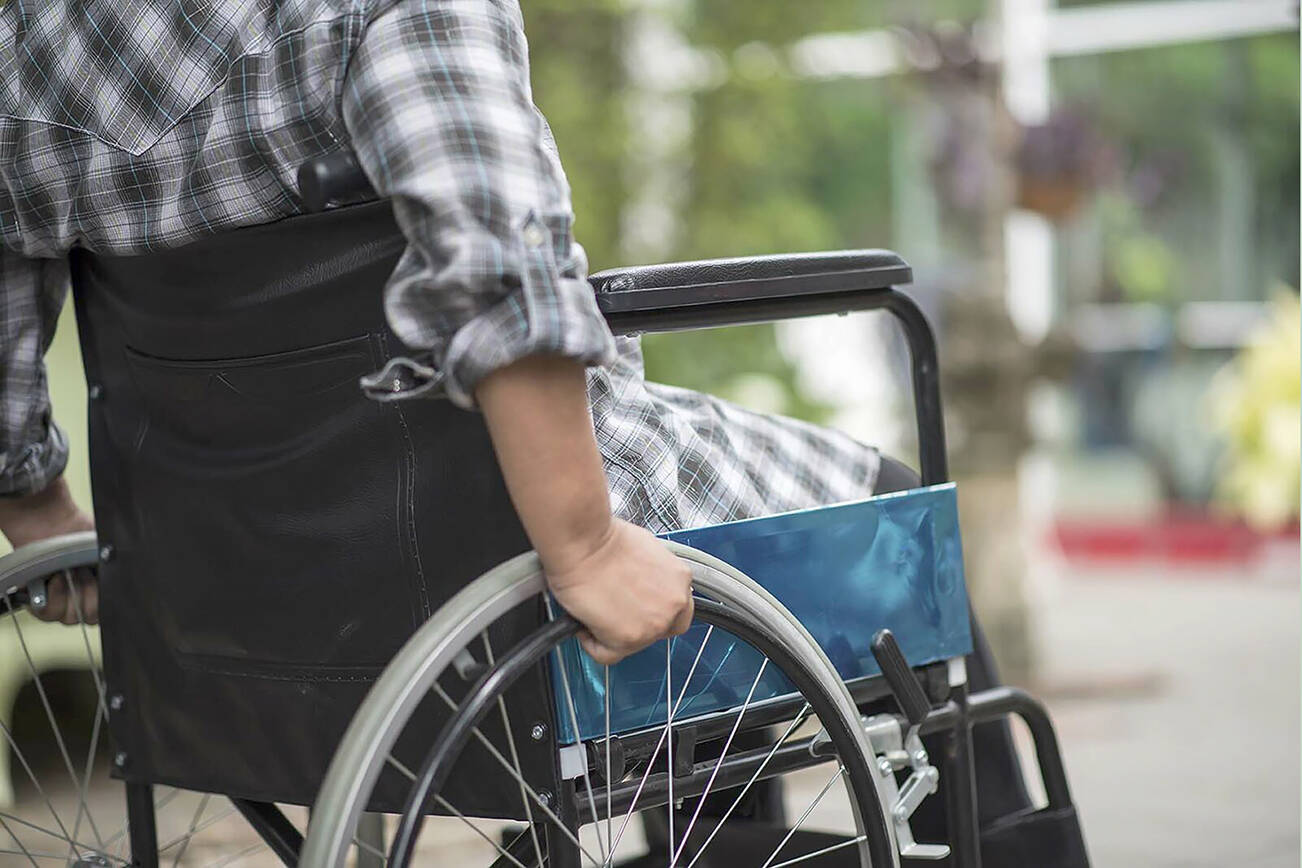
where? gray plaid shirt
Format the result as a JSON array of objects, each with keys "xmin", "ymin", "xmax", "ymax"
[{"xmin": 0, "ymin": 0, "xmax": 880, "ymax": 530}]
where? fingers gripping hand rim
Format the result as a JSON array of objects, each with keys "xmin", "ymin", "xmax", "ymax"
[{"xmin": 545, "ymin": 520, "xmax": 695, "ymax": 665}]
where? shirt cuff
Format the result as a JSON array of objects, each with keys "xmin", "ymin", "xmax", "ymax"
[
  {"xmin": 363, "ymin": 214, "xmax": 617, "ymax": 409},
  {"xmin": 0, "ymin": 421, "xmax": 69, "ymax": 498}
]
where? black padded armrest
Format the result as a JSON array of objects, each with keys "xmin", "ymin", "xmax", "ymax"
[
  {"xmin": 589, "ymin": 250, "xmax": 911, "ymax": 316},
  {"xmin": 296, "ymin": 152, "xmax": 915, "ymax": 331}
]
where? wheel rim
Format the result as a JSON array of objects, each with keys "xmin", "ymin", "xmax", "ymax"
[
  {"xmin": 302, "ymin": 544, "xmax": 899, "ymax": 868},
  {"xmin": 1, "ymin": 535, "xmax": 301, "ymax": 867}
]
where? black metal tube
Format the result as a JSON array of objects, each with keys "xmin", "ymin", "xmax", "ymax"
[
  {"xmin": 125, "ymin": 780, "xmax": 158, "ymax": 868},
  {"xmin": 921, "ymin": 686, "xmax": 1076, "ymax": 812},
  {"xmin": 230, "ymin": 799, "xmax": 302, "ymax": 866},
  {"xmin": 608, "ymin": 672, "xmax": 901, "ymax": 769},
  {"xmin": 940, "ymin": 682, "xmax": 983, "ymax": 868},
  {"xmin": 577, "ymin": 737, "xmax": 828, "ymax": 824},
  {"xmin": 965, "ymin": 687, "xmax": 1075, "ymax": 812},
  {"xmin": 879, "ymin": 291, "xmax": 949, "ymax": 486},
  {"xmin": 602, "ymin": 287, "xmax": 948, "ymax": 486}
]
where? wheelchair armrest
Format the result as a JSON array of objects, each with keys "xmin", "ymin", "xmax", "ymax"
[
  {"xmin": 295, "ymin": 152, "xmax": 914, "ymax": 332},
  {"xmin": 591, "ymin": 251, "xmax": 911, "ymax": 334}
]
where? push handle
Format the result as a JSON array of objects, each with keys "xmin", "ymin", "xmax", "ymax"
[
  {"xmin": 297, "ymin": 151, "xmax": 378, "ymax": 212},
  {"xmin": 871, "ymin": 629, "xmax": 931, "ymax": 728}
]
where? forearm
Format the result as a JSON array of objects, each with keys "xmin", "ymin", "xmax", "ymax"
[
  {"xmin": 476, "ymin": 354, "xmax": 613, "ymax": 573},
  {"xmin": 0, "ymin": 475, "xmax": 93, "ymax": 549}
]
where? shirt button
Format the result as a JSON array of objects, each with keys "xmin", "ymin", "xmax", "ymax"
[{"xmin": 522, "ymin": 221, "xmax": 546, "ymax": 249}]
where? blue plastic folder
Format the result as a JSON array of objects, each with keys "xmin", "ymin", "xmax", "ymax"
[{"xmin": 551, "ymin": 483, "xmax": 973, "ymax": 744}]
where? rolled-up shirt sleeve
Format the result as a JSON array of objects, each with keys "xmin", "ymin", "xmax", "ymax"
[
  {"xmin": 0, "ymin": 252, "xmax": 69, "ymax": 497},
  {"xmin": 342, "ymin": 0, "xmax": 617, "ymax": 408}
]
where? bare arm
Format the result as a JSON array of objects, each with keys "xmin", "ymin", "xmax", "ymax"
[{"xmin": 477, "ymin": 355, "xmax": 692, "ymax": 664}]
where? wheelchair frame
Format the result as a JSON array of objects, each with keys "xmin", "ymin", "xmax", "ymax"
[{"xmin": 0, "ymin": 154, "xmax": 1086, "ymax": 868}]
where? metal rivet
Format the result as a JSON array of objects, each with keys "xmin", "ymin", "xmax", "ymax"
[
  {"xmin": 392, "ymin": 378, "xmax": 403, "ymax": 392},
  {"xmin": 99, "ymin": 545, "xmax": 115, "ymax": 563},
  {"xmin": 29, "ymin": 591, "xmax": 47, "ymax": 609},
  {"xmin": 877, "ymin": 758, "xmax": 894, "ymax": 775},
  {"xmin": 530, "ymin": 723, "xmax": 547, "ymax": 742},
  {"xmin": 109, "ymin": 694, "xmax": 124, "ymax": 712},
  {"xmin": 537, "ymin": 790, "xmax": 552, "ymax": 808},
  {"xmin": 113, "ymin": 751, "xmax": 127, "ymax": 768},
  {"xmin": 913, "ymin": 750, "xmax": 928, "ymax": 766},
  {"xmin": 88, "ymin": 384, "xmax": 104, "ymax": 400}
]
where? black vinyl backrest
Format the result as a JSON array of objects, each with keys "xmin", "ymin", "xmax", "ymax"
[{"xmin": 70, "ymin": 201, "xmax": 557, "ymax": 813}]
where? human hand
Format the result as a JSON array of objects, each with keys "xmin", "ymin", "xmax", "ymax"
[
  {"xmin": 0, "ymin": 477, "xmax": 99, "ymax": 624},
  {"xmin": 544, "ymin": 519, "xmax": 694, "ymax": 665}
]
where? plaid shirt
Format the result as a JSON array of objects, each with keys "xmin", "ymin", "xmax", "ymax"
[{"xmin": 0, "ymin": 0, "xmax": 880, "ymax": 530}]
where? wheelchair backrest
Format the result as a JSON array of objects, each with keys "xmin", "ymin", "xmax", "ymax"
[{"xmin": 70, "ymin": 201, "xmax": 552, "ymax": 811}]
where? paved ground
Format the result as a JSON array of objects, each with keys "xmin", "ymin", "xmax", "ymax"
[
  {"xmin": 5, "ymin": 550, "xmax": 1297, "ymax": 866},
  {"xmin": 1028, "ymin": 555, "xmax": 1300, "ymax": 868}
]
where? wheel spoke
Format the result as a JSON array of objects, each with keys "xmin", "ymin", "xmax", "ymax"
[
  {"xmin": 544, "ymin": 599, "xmax": 606, "ymax": 863},
  {"xmin": 604, "ymin": 665, "xmax": 612, "ymax": 858},
  {"xmin": 170, "ymin": 792, "xmax": 211, "ymax": 867},
  {"xmin": 5, "ymin": 607, "xmax": 107, "ymax": 850},
  {"xmin": 671, "ymin": 659, "xmax": 770, "ymax": 867},
  {"xmin": 432, "ymin": 795, "xmax": 528, "ymax": 868},
  {"xmin": 386, "ymin": 754, "xmax": 417, "ymax": 780},
  {"xmin": 666, "ymin": 639, "xmax": 675, "ymax": 866},
  {"xmin": 758, "ymin": 766, "xmax": 846, "ymax": 868},
  {"xmin": 157, "ymin": 803, "xmax": 236, "ymax": 853},
  {"xmin": 0, "ymin": 813, "xmax": 40, "ymax": 866},
  {"xmin": 65, "ymin": 572, "xmax": 110, "ymax": 717},
  {"xmin": 605, "ymin": 628, "xmax": 716, "ymax": 863},
  {"xmin": 481, "ymin": 632, "xmax": 545, "ymax": 868},
  {"xmin": 431, "ymin": 684, "xmax": 601, "ymax": 867},
  {"xmin": 102, "ymin": 787, "xmax": 182, "ymax": 856},
  {"xmin": 0, "ymin": 810, "xmax": 113, "ymax": 862},
  {"xmin": 682, "ymin": 703, "xmax": 812, "ymax": 868},
  {"xmin": 353, "ymin": 830, "xmax": 389, "ymax": 864},
  {"xmin": 768, "ymin": 835, "xmax": 868, "ymax": 868},
  {"xmin": 61, "ymin": 571, "xmax": 109, "ymax": 865},
  {"xmin": 0, "ymin": 846, "xmax": 73, "ymax": 861},
  {"xmin": 65, "ymin": 705, "xmax": 104, "ymax": 864},
  {"xmin": 0, "ymin": 718, "xmax": 83, "ymax": 852}
]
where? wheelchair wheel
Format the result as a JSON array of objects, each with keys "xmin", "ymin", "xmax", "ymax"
[
  {"xmin": 0, "ymin": 533, "xmax": 312, "ymax": 867},
  {"xmin": 302, "ymin": 543, "xmax": 901, "ymax": 868}
]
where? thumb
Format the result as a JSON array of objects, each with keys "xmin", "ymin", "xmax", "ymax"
[{"xmin": 577, "ymin": 630, "xmax": 625, "ymax": 666}]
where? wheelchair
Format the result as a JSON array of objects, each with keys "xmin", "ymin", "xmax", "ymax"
[{"xmin": 0, "ymin": 151, "xmax": 1088, "ymax": 867}]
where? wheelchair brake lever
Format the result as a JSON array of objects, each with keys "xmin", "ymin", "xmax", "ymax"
[{"xmin": 871, "ymin": 629, "xmax": 930, "ymax": 730}]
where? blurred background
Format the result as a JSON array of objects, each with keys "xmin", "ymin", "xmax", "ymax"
[{"xmin": 15, "ymin": 0, "xmax": 1301, "ymax": 865}]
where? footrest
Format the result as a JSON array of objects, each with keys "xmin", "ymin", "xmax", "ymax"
[{"xmin": 981, "ymin": 805, "xmax": 1091, "ymax": 868}]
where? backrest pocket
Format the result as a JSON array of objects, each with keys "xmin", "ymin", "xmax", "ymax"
[{"xmin": 121, "ymin": 335, "xmax": 428, "ymax": 673}]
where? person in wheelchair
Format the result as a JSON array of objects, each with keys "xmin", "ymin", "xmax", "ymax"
[{"xmin": 0, "ymin": 0, "xmax": 1058, "ymax": 863}]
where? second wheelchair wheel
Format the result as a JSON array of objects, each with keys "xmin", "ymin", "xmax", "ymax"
[
  {"xmin": 302, "ymin": 543, "xmax": 900, "ymax": 868},
  {"xmin": 1, "ymin": 533, "xmax": 329, "ymax": 868}
]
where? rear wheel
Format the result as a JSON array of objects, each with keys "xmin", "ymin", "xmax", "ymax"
[
  {"xmin": 1, "ymin": 533, "xmax": 312, "ymax": 867},
  {"xmin": 303, "ymin": 544, "xmax": 900, "ymax": 868}
]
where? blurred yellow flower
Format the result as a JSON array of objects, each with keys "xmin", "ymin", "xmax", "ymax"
[{"xmin": 1207, "ymin": 289, "xmax": 1301, "ymax": 531}]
